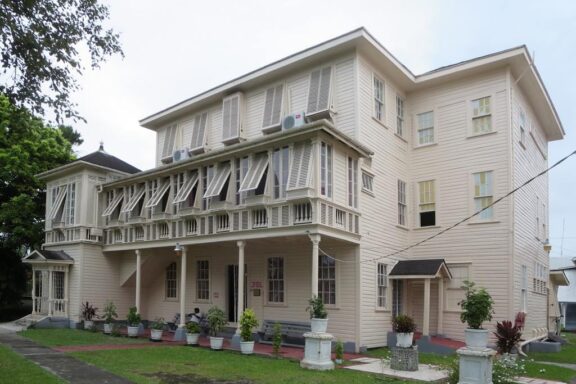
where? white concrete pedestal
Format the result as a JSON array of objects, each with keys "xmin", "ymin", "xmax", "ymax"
[
  {"xmin": 300, "ymin": 332, "xmax": 335, "ymax": 371},
  {"xmin": 457, "ymin": 347, "xmax": 496, "ymax": 384}
]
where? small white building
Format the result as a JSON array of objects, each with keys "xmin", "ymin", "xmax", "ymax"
[
  {"xmin": 550, "ymin": 257, "xmax": 575, "ymax": 331},
  {"xmin": 25, "ymin": 28, "xmax": 565, "ymax": 352}
]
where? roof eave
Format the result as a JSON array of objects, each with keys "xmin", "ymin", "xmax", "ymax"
[{"xmin": 37, "ymin": 161, "xmax": 133, "ymax": 181}]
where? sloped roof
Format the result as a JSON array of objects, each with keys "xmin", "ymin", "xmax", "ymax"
[
  {"xmin": 75, "ymin": 147, "xmax": 140, "ymax": 174},
  {"xmin": 23, "ymin": 250, "xmax": 74, "ymax": 264},
  {"xmin": 389, "ymin": 259, "xmax": 452, "ymax": 279}
]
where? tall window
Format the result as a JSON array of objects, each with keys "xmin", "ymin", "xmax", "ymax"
[
  {"xmin": 418, "ymin": 180, "xmax": 436, "ymax": 227},
  {"xmin": 66, "ymin": 183, "xmax": 76, "ymax": 225},
  {"xmin": 446, "ymin": 263, "xmax": 470, "ymax": 310},
  {"xmin": 320, "ymin": 142, "xmax": 333, "ymax": 197},
  {"xmin": 165, "ymin": 262, "xmax": 177, "ymax": 299},
  {"xmin": 473, "ymin": 171, "xmax": 493, "ymax": 220},
  {"xmin": 272, "ymin": 147, "xmax": 289, "ymax": 199},
  {"xmin": 519, "ymin": 108, "xmax": 527, "ymax": 147},
  {"xmin": 202, "ymin": 165, "xmax": 214, "ymax": 210},
  {"xmin": 197, "ymin": 260, "xmax": 210, "ymax": 300},
  {"xmin": 373, "ymin": 76, "xmax": 384, "ymax": 121},
  {"xmin": 347, "ymin": 157, "xmax": 358, "ymax": 208},
  {"xmin": 398, "ymin": 180, "xmax": 407, "ymax": 226},
  {"xmin": 471, "ymin": 96, "xmax": 492, "ymax": 134},
  {"xmin": 535, "ymin": 195, "xmax": 540, "ymax": 239},
  {"xmin": 318, "ymin": 255, "xmax": 336, "ymax": 305},
  {"xmin": 396, "ymin": 95, "xmax": 404, "ymax": 137},
  {"xmin": 377, "ymin": 263, "xmax": 387, "ymax": 308},
  {"xmin": 417, "ymin": 111, "xmax": 434, "ymax": 146},
  {"xmin": 267, "ymin": 257, "xmax": 284, "ymax": 303},
  {"xmin": 235, "ymin": 157, "xmax": 249, "ymax": 205}
]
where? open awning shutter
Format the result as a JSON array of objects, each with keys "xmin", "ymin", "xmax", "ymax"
[
  {"xmin": 121, "ymin": 186, "xmax": 146, "ymax": 213},
  {"xmin": 262, "ymin": 84, "xmax": 283, "ymax": 128},
  {"xmin": 239, "ymin": 154, "xmax": 269, "ymax": 192},
  {"xmin": 173, "ymin": 172, "xmax": 199, "ymax": 204},
  {"xmin": 161, "ymin": 124, "xmax": 177, "ymax": 159},
  {"xmin": 102, "ymin": 192, "xmax": 124, "ymax": 217},
  {"xmin": 307, "ymin": 67, "xmax": 332, "ymax": 115},
  {"xmin": 287, "ymin": 142, "xmax": 313, "ymax": 190},
  {"xmin": 204, "ymin": 163, "xmax": 232, "ymax": 198},
  {"xmin": 48, "ymin": 188, "xmax": 67, "ymax": 219},
  {"xmin": 190, "ymin": 112, "xmax": 208, "ymax": 152},
  {"xmin": 145, "ymin": 180, "xmax": 170, "ymax": 208},
  {"xmin": 222, "ymin": 93, "xmax": 242, "ymax": 142}
]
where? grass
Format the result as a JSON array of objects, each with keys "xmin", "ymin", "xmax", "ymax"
[
  {"xmin": 523, "ymin": 361, "xmax": 576, "ymax": 382},
  {"xmin": 0, "ymin": 345, "xmax": 64, "ymax": 384},
  {"xmin": 20, "ymin": 328, "xmax": 151, "ymax": 347},
  {"xmin": 527, "ymin": 332, "xmax": 576, "ymax": 364}
]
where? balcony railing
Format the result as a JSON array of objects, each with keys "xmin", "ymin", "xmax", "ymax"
[{"xmin": 45, "ymin": 226, "xmax": 103, "ymax": 245}]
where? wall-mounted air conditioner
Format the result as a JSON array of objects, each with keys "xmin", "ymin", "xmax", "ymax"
[
  {"xmin": 282, "ymin": 112, "xmax": 306, "ymax": 130},
  {"xmin": 172, "ymin": 148, "xmax": 190, "ymax": 162}
]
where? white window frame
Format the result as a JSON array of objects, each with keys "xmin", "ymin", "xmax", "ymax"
[
  {"xmin": 398, "ymin": 179, "xmax": 407, "ymax": 226},
  {"xmin": 472, "ymin": 171, "xmax": 494, "ymax": 221},
  {"xmin": 272, "ymin": 147, "xmax": 289, "ymax": 200},
  {"xmin": 144, "ymin": 179, "xmax": 170, "ymax": 209},
  {"xmin": 65, "ymin": 183, "xmax": 76, "ymax": 225},
  {"xmin": 318, "ymin": 254, "xmax": 336, "ymax": 306},
  {"xmin": 373, "ymin": 75, "xmax": 385, "ymax": 122},
  {"xmin": 377, "ymin": 263, "xmax": 388, "ymax": 308},
  {"xmin": 445, "ymin": 263, "xmax": 470, "ymax": 311},
  {"xmin": 190, "ymin": 112, "xmax": 209, "ymax": 153},
  {"xmin": 306, "ymin": 66, "xmax": 332, "ymax": 116},
  {"xmin": 203, "ymin": 162, "xmax": 231, "ymax": 198},
  {"xmin": 519, "ymin": 107, "xmax": 527, "ymax": 148},
  {"xmin": 416, "ymin": 110, "xmax": 435, "ymax": 146},
  {"xmin": 262, "ymin": 83, "xmax": 284, "ymax": 131},
  {"xmin": 161, "ymin": 124, "xmax": 178, "ymax": 161},
  {"xmin": 196, "ymin": 260, "xmax": 210, "ymax": 301},
  {"xmin": 361, "ymin": 171, "xmax": 374, "ymax": 194},
  {"xmin": 48, "ymin": 187, "xmax": 67, "ymax": 220},
  {"xmin": 347, "ymin": 157, "xmax": 358, "ymax": 208},
  {"xmin": 396, "ymin": 95, "xmax": 405, "ymax": 137},
  {"xmin": 320, "ymin": 142, "xmax": 333, "ymax": 198},
  {"xmin": 418, "ymin": 180, "xmax": 436, "ymax": 227},
  {"xmin": 521, "ymin": 264, "xmax": 528, "ymax": 312},
  {"xmin": 287, "ymin": 141, "xmax": 313, "ymax": 191},
  {"xmin": 102, "ymin": 189, "xmax": 123, "ymax": 217},
  {"xmin": 235, "ymin": 157, "xmax": 249, "ymax": 205},
  {"xmin": 469, "ymin": 96, "xmax": 493, "ymax": 136},
  {"xmin": 239, "ymin": 153, "xmax": 269, "ymax": 193},
  {"xmin": 222, "ymin": 93, "xmax": 243, "ymax": 144},
  {"xmin": 122, "ymin": 184, "xmax": 146, "ymax": 213},
  {"xmin": 165, "ymin": 262, "xmax": 178, "ymax": 300},
  {"xmin": 173, "ymin": 172, "xmax": 199, "ymax": 205},
  {"xmin": 267, "ymin": 257, "xmax": 285, "ymax": 304}
]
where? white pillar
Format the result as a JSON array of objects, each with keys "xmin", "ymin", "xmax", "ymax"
[
  {"xmin": 423, "ymin": 278, "xmax": 431, "ymax": 336},
  {"xmin": 135, "ymin": 250, "xmax": 141, "ymax": 313},
  {"xmin": 310, "ymin": 234, "xmax": 321, "ymax": 297},
  {"xmin": 31, "ymin": 268, "xmax": 36, "ymax": 315},
  {"xmin": 48, "ymin": 269, "xmax": 53, "ymax": 316},
  {"xmin": 65, "ymin": 267, "xmax": 69, "ymax": 317},
  {"xmin": 437, "ymin": 278, "xmax": 444, "ymax": 335},
  {"xmin": 179, "ymin": 246, "xmax": 188, "ymax": 328},
  {"xmin": 237, "ymin": 241, "xmax": 246, "ymax": 327}
]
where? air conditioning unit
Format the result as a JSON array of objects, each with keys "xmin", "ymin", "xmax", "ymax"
[
  {"xmin": 282, "ymin": 112, "xmax": 306, "ymax": 130},
  {"xmin": 172, "ymin": 148, "xmax": 190, "ymax": 162}
]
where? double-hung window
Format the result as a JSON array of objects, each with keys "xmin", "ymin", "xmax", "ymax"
[
  {"xmin": 320, "ymin": 142, "xmax": 333, "ymax": 198},
  {"xmin": 446, "ymin": 263, "xmax": 470, "ymax": 310},
  {"xmin": 318, "ymin": 255, "xmax": 336, "ymax": 305},
  {"xmin": 267, "ymin": 257, "xmax": 284, "ymax": 303},
  {"xmin": 272, "ymin": 147, "xmax": 289, "ymax": 199},
  {"xmin": 473, "ymin": 171, "xmax": 493, "ymax": 220},
  {"xmin": 417, "ymin": 111, "xmax": 434, "ymax": 146},
  {"xmin": 471, "ymin": 96, "xmax": 492, "ymax": 134},
  {"xmin": 165, "ymin": 262, "xmax": 178, "ymax": 299},
  {"xmin": 377, "ymin": 263, "xmax": 388, "ymax": 308},
  {"xmin": 347, "ymin": 157, "xmax": 358, "ymax": 208},
  {"xmin": 397, "ymin": 180, "xmax": 407, "ymax": 226},
  {"xmin": 66, "ymin": 183, "xmax": 76, "ymax": 225},
  {"xmin": 418, "ymin": 180, "xmax": 436, "ymax": 227},
  {"xmin": 396, "ymin": 95, "xmax": 404, "ymax": 137},
  {"xmin": 373, "ymin": 76, "xmax": 384, "ymax": 122},
  {"xmin": 197, "ymin": 260, "xmax": 210, "ymax": 300}
]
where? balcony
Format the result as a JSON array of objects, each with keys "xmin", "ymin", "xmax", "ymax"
[{"xmin": 45, "ymin": 226, "xmax": 103, "ymax": 245}]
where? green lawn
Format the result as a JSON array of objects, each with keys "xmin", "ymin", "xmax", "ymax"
[
  {"xmin": 527, "ymin": 332, "xmax": 576, "ymax": 364},
  {"xmin": 20, "ymin": 328, "xmax": 151, "ymax": 347},
  {"xmin": 0, "ymin": 345, "xmax": 64, "ymax": 384}
]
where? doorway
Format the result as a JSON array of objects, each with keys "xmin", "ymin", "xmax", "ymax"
[
  {"xmin": 227, "ymin": 264, "xmax": 247, "ymax": 322},
  {"xmin": 392, "ymin": 280, "xmax": 404, "ymax": 318}
]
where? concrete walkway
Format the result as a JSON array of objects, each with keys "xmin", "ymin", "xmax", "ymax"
[{"xmin": 0, "ymin": 328, "xmax": 132, "ymax": 384}]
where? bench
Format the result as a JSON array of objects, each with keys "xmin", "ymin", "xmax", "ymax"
[
  {"xmin": 258, "ymin": 320, "xmax": 311, "ymax": 347},
  {"xmin": 519, "ymin": 327, "xmax": 548, "ymax": 356}
]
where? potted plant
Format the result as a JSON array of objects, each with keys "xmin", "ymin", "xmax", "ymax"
[
  {"xmin": 185, "ymin": 322, "xmax": 201, "ymax": 346},
  {"xmin": 81, "ymin": 301, "xmax": 98, "ymax": 330},
  {"xmin": 239, "ymin": 308, "xmax": 259, "ymax": 354},
  {"xmin": 150, "ymin": 317, "xmax": 164, "ymax": 341},
  {"xmin": 306, "ymin": 295, "xmax": 328, "ymax": 333},
  {"xmin": 459, "ymin": 281, "xmax": 494, "ymax": 349},
  {"xmin": 126, "ymin": 306, "xmax": 141, "ymax": 337},
  {"xmin": 392, "ymin": 314, "xmax": 416, "ymax": 348},
  {"xmin": 334, "ymin": 340, "xmax": 344, "ymax": 364},
  {"xmin": 206, "ymin": 306, "xmax": 228, "ymax": 350},
  {"xmin": 494, "ymin": 320, "xmax": 522, "ymax": 357},
  {"xmin": 102, "ymin": 301, "xmax": 118, "ymax": 334}
]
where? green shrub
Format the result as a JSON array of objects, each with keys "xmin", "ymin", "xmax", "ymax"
[
  {"xmin": 239, "ymin": 308, "xmax": 259, "ymax": 342},
  {"xmin": 335, "ymin": 340, "xmax": 344, "ymax": 361},
  {"xmin": 150, "ymin": 317, "xmax": 164, "ymax": 330},
  {"xmin": 126, "ymin": 306, "xmax": 141, "ymax": 326},
  {"xmin": 102, "ymin": 301, "xmax": 117, "ymax": 324},
  {"xmin": 185, "ymin": 322, "xmax": 201, "ymax": 334},
  {"xmin": 392, "ymin": 314, "xmax": 416, "ymax": 333},
  {"xmin": 306, "ymin": 296, "xmax": 327, "ymax": 319},
  {"xmin": 272, "ymin": 322, "xmax": 282, "ymax": 357},
  {"xmin": 459, "ymin": 281, "xmax": 494, "ymax": 329},
  {"xmin": 206, "ymin": 306, "xmax": 227, "ymax": 337}
]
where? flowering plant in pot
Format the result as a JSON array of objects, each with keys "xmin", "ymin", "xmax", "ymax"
[
  {"xmin": 239, "ymin": 308, "xmax": 259, "ymax": 354},
  {"xmin": 81, "ymin": 301, "xmax": 98, "ymax": 330},
  {"xmin": 185, "ymin": 322, "xmax": 201, "ymax": 345},
  {"xmin": 102, "ymin": 301, "xmax": 117, "ymax": 334},
  {"xmin": 459, "ymin": 280, "xmax": 494, "ymax": 349},
  {"xmin": 306, "ymin": 295, "xmax": 328, "ymax": 333},
  {"xmin": 334, "ymin": 340, "xmax": 344, "ymax": 364},
  {"xmin": 126, "ymin": 306, "xmax": 141, "ymax": 337},
  {"xmin": 207, "ymin": 306, "xmax": 228, "ymax": 350},
  {"xmin": 392, "ymin": 314, "xmax": 416, "ymax": 348},
  {"xmin": 149, "ymin": 317, "xmax": 165, "ymax": 341}
]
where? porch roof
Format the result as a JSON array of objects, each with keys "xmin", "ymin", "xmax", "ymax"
[
  {"xmin": 388, "ymin": 259, "xmax": 452, "ymax": 280},
  {"xmin": 23, "ymin": 250, "xmax": 74, "ymax": 264},
  {"xmin": 550, "ymin": 270, "xmax": 570, "ymax": 286}
]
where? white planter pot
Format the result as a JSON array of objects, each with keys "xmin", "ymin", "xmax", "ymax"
[
  {"xmin": 335, "ymin": 358, "xmax": 343, "ymax": 365},
  {"xmin": 186, "ymin": 333, "xmax": 200, "ymax": 345},
  {"xmin": 150, "ymin": 329, "xmax": 163, "ymax": 341},
  {"xmin": 465, "ymin": 328, "xmax": 489, "ymax": 349},
  {"xmin": 396, "ymin": 332, "xmax": 414, "ymax": 348},
  {"xmin": 310, "ymin": 318, "xmax": 328, "ymax": 333},
  {"xmin": 84, "ymin": 320, "xmax": 94, "ymax": 330},
  {"xmin": 240, "ymin": 341, "xmax": 255, "ymax": 354},
  {"xmin": 210, "ymin": 336, "xmax": 224, "ymax": 350},
  {"xmin": 103, "ymin": 323, "xmax": 113, "ymax": 334},
  {"xmin": 127, "ymin": 325, "xmax": 139, "ymax": 337}
]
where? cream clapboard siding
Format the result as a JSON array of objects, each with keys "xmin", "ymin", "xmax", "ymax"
[
  {"xmin": 154, "ymin": 56, "xmax": 357, "ymax": 167},
  {"xmin": 356, "ymin": 54, "xmax": 410, "ymax": 348},
  {"xmin": 407, "ymin": 69, "xmax": 512, "ymax": 341},
  {"xmin": 510, "ymin": 78, "xmax": 550, "ymax": 331}
]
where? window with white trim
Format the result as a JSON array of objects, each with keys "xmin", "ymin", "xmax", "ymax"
[
  {"xmin": 287, "ymin": 141, "xmax": 313, "ymax": 190},
  {"xmin": 204, "ymin": 162, "xmax": 231, "ymax": 200},
  {"xmin": 190, "ymin": 112, "xmax": 208, "ymax": 153},
  {"xmin": 172, "ymin": 172, "xmax": 199, "ymax": 205},
  {"xmin": 533, "ymin": 262, "xmax": 547, "ymax": 295},
  {"xmin": 123, "ymin": 183, "xmax": 146, "ymax": 215},
  {"xmin": 398, "ymin": 180, "xmax": 407, "ymax": 226},
  {"xmin": 417, "ymin": 111, "xmax": 434, "ymax": 146},
  {"xmin": 102, "ymin": 188, "xmax": 124, "ymax": 217},
  {"xmin": 320, "ymin": 142, "xmax": 333, "ymax": 198},
  {"xmin": 377, "ymin": 263, "xmax": 387, "ymax": 308},
  {"xmin": 318, "ymin": 255, "xmax": 336, "ymax": 305},
  {"xmin": 347, "ymin": 157, "xmax": 358, "ymax": 208},
  {"xmin": 471, "ymin": 96, "xmax": 492, "ymax": 134},
  {"xmin": 396, "ymin": 95, "xmax": 404, "ymax": 137},
  {"xmin": 446, "ymin": 263, "xmax": 470, "ymax": 311},
  {"xmin": 222, "ymin": 93, "xmax": 243, "ymax": 143},
  {"xmin": 239, "ymin": 153, "xmax": 269, "ymax": 193},
  {"xmin": 65, "ymin": 183, "xmax": 76, "ymax": 225},
  {"xmin": 267, "ymin": 257, "xmax": 284, "ymax": 303},
  {"xmin": 541, "ymin": 202, "xmax": 547, "ymax": 240},
  {"xmin": 262, "ymin": 84, "xmax": 284, "ymax": 130},
  {"xmin": 361, "ymin": 172, "xmax": 374, "ymax": 193},
  {"xmin": 145, "ymin": 178, "xmax": 170, "ymax": 213},
  {"xmin": 235, "ymin": 157, "xmax": 249, "ymax": 205},
  {"xmin": 519, "ymin": 108, "xmax": 527, "ymax": 147},
  {"xmin": 521, "ymin": 264, "xmax": 528, "ymax": 311},
  {"xmin": 535, "ymin": 196, "xmax": 540, "ymax": 238},
  {"xmin": 473, "ymin": 171, "xmax": 494, "ymax": 220},
  {"xmin": 197, "ymin": 260, "xmax": 210, "ymax": 300},
  {"xmin": 373, "ymin": 76, "xmax": 384, "ymax": 122},
  {"xmin": 161, "ymin": 124, "xmax": 177, "ymax": 161},
  {"xmin": 307, "ymin": 67, "xmax": 332, "ymax": 116},
  {"xmin": 272, "ymin": 147, "xmax": 289, "ymax": 199},
  {"xmin": 418, "ymin": 180, "xmax": 436, "ymax": 227},
  {"xmin": 165, "ymin": 262, "xmax": 177, "ymax": 299},
  {"xmin": 202, "ymin": 166, "xmax": 214, "ymax": 210}
]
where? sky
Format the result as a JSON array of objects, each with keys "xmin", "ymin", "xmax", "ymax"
[{"xmin": 66, "ymin": 0, "xmax": 576, "ymax": 259}]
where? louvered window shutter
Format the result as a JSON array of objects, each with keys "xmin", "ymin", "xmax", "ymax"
[
  {"xmin": 262, "ymin": 84, "xmax": 284, "ymax": 128},
  {"xmin": 191, "ymin": 112, "xmax": 208, "ymax": 151},
  {"xmin": 162, "ymin": 125, "xmax": 177, "ymax": 159},
  {"xmin": 222, "ymin": 93, "xmax": 242, "ymax": 142},
  {"xmin": 287, "ymin": 142, "xmax": 313, "ymax": 190},
  {"xmin": 307, "ymin": 67, "xmax": 332, "ymax": 115}
]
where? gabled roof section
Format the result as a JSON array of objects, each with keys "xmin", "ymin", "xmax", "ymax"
[
  {"xmin": 23, "ymin": 250, "xmax": 74, "ymax": 264},
  {"xmin": 389, "ymin": 259, "xmax": 452, "ymax": 279}
]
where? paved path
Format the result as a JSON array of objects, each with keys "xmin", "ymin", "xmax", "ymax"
[{"xmin": 0, "ymin": 328, "xmax": 132, "ymax": 384}]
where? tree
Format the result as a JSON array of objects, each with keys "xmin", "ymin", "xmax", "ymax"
[
  {"xmin": 0, "ymin": 0, "xmax": 123, "ymax": 121},
  {"xmin": 0, "ymin": 94, "xmax": 78, "ymax": 308}
]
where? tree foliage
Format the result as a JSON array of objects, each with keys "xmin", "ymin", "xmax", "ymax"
[{"xmin": 0, "ymin": 0, "xmax": 123, "ymax": 121}]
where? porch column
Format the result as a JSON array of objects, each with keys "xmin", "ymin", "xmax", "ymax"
[
  {"xmin": 437, "ymin": 278, "xmax": 444, "ymax": 335},
  {"xmin": 237, "ymin": 241, "xmax": 246, "ymax": 327},
  {"xmin": 65, "ymin": 267, "xmax": 70, "ymax": 317},
  {"xmin": 31, "ymin": 268, "xmax": 36, "ymax": 315},
  {"xmin": 310, "ymin": 234, "xmax": 321, "ymax": 297},
  {"xmin": 179, "ymin": 246, "xmax": 188, "ymax": 328},
  {"xmin": 135, "ymin": 250, "xmax": 141, "ymax": 313},
  {"xmin": 47, "ymin": 268, "xmax": 53, "ymax": 316},
  {"xmin": 423, "ymin": 278, "xmax": 431, "ymax": 336}
]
